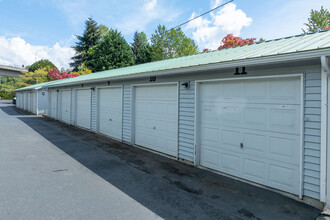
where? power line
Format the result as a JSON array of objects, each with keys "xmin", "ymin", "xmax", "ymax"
[
  {"xmin": 171, "ymin": 0, "xmax": 233, "ymax": 30},
  {"xmin": 80, "ymin": 0, "xmax": 234, "ymax": 65}
]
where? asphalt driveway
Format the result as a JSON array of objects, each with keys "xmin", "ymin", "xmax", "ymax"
[{"xmin": 0, "ymin": 101, "xmax": 322, "ymax": 219}]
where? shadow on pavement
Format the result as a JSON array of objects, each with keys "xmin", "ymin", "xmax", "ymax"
[
  {"xmin": 0, "ymin": 106, "xmax": 31, "ymax": 116},
  {"xmin": 15, "ymin": 106, "xmax": 321, "ymax": 220}
]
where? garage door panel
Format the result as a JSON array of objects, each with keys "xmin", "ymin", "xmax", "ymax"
[
  {"xmin": 50, "ymin": 91, "xmax": 57, "ymax": 118},
  {"xmin": 76, "ymin": 89, "xmax": 91, "ymax": 129},
  {"xmin": 134, "ymin": 84, "xmax": 178, "ymax": 157},
  {"xmin": 201, "ymin": 148, "xmax": 219, "ymax": 168},
  {"xmin": 135, "ymin": 131, "xmax": 155, "ymax": 147},
  {"xmin": 222, "ymin": 106, "xmax": 242, "ymax": 124},
  {"xmin": 202, "ymin": 79, "xmax": 300, "ymax": 104},
  {"xmin": 222, "ymin": 81, "xmax": 242, "ymax": 99},
  {"xmin": 201, "ymin": 126, "xmax": 219, "ymax": 143},
  {"xmin": 155, "ymin": 137, "xmax": 177, "ymax": 156},
  {"xmin": 31, "ymin": 92, "xmax": 37, "ymax": 114},
  {"xmin": 221, "ymin": 129, "xmax": 241, "ymax": 147},
  {"xmin": 243, "ymin": 133, "xmax": 266, "ymax": 153},
  {"xmin": 243, "ymin": 158, "xmax": 267, "ymax": 181},
  {"xmin": 221, "ymin": 153, "xmax": 241, "ymax": 173},
  {"xmin": 268, "ymin": 164, "xmax": 299, "ymax": 190},
  {"xmin": 201, "ymin": 145, "xmax": 300, "ymax": 194},
  {"xmin": 269, "ymin": 136, "xmax": 298, "ymax": 160},
  {"xmin": 244, "ymin": 107, "xmax": 267, "ymax": 127},
  {"xmin": 98, "ymin": 87, "xmax": 122, "ymax": 140},
  {"xmin": 199, "ymin": 77, "xmax": 301, "ymax": 195},
  {"xmin": 269, "ymin": 78, "xmax": 300, "ymax": 103},
  {"xmin": 269, "ymin": 107, "xmax": 300, "ymax": 133},
  {"xmin": 61, "ymin": 90, "xmax": 71, "ymax": 123},
  {"xmin": 201, "ymin": 103, "xmax": 300, "ymax": 135},
  {"xmin": 244, "ymin": 81, "xmax": 267, "ymax": 100},
  {"xmin": 201, "ymin": 125, "xmax": 300, "ymax": 164}
]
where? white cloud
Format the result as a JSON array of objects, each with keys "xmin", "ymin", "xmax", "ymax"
[
  {"xmin": 0, "ymin": 36, "xmax": 74, "ymax": 69},
  {"xmin": 186, "ymin": 2, "xmax": 252, "ymax": 50},
  {"xmin": 211, "ymin": 0, "xmax": 223, "ymax": 8},
  {"xmin": 144, "ymin": 0, "xmax": 157, "ymax": 11}
]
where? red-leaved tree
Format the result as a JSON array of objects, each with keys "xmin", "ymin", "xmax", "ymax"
[
  {"xmin": 217, "ymin": 34, "xmax": 256, "ymax": 50},
  {"xmin": 48, "ymin": 68, "xmax": 80, "ymax": 81},
  {"xmin": 323, "ymin": 25, "xmax": 330, "ymax": 30}
]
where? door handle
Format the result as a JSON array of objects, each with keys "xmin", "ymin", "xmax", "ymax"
[
  {"xmin": 109, "ymin": 118, "xmax": 112, "ymax": 121},
  {"xmin": 153, "ymin": 126, "xmax": 156, "ymax": 130},
  {"xmin": 240, "ymin": 143, "xmax": 243, "ymax": 149}
]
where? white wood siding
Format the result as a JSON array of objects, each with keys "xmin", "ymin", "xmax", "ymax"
[
  {"xmin": 70, "ymin": 89, "xmax": 76, "ymax": 125},
  {"xmin": 122, "ymin": 85, "xmax": 131, "ymax": 143},
  {"xmin": 91, "ymin": 89, "xmax": 97, "ymax": 132},
  {"xmin": 178, "ymin": 81, "xmax": 195, "ymax": 161},
  {"xmin": 304, "ymin": 72, "xmax": 321, "ymax": 199}
]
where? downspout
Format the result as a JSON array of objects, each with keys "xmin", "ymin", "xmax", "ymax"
[{"xmin": 321, "ymin": 55, "xmax": 329, "ymax": 206}]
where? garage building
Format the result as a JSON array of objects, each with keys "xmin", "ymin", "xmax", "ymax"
[
  {"xmin": 15, "ymin": 80, "xmax": 67, "ymax": 115},
  {"xmin": 17, "ymin": 30, "xmax": 330, "ymax": 207}
]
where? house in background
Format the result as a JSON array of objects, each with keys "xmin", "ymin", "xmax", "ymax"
[
  {"xmin": 0, "ymin": 64, "xmax": 26, "ymax": 84},
  {"xmin": 15, "ymin": 30, "xmax": 330, "ymax": 209}
]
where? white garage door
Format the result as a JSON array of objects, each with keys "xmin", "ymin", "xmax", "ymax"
[
  {"xmin": 60, "ymin": 90, "xmax": 71, "ymax": 123},
  {"xmin": 27, "ymin": 92, "xmax": 31, "ymax": 112},
  {"xmin": 134, "ymin": 84, "xmax": 178, "ymax": 157},
  {"xmin": 17, "ymin": 93, "xmax": 21, "ymax": 108},
  {"xmin": 198, "ymin": 76, "xmax": 301, "ymax": 195},
  {"xmin": 18, "ymin": 93, "xmax": 22, "ymax": 108},
  {"xmin": 31, "ymin": 92, "xmax": 37, "ymax": 114},
  {"xmin": 24, "ymin": 93, "xmax": 28, "ymax": 110},
  {"xmin": 76, "ymin": 89, "xmax": 91, "ymax": 129},
  {"xmin": 50, "ymin": 90, "xmax": 58, "ymax": 118},
  {"xmin": 98, "ymin": 87, "xmax": 122, "ymax": 140}
]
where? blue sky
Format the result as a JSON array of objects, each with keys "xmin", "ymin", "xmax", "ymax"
[{"xmin": 0, "ymin": 0, "xmax": 328, "ymax": 69}]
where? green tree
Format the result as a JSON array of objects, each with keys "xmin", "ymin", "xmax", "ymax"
[
  {"xmin": 258, "ymin": 38, "xmax": 265, "ymax": 43},
  {"xmin": 304, "ymin": 6, "xmax": 330, "ymax": 33},
  {"xmin": 99, "ymin": 24, "xmax": 109, "ymax": 38},
  {"xmin": 85, "ymin": 29, "xmax": 134, "ymax": 72},
  {"xmin": 17, "ymin": 68, "xmax": 50, "ymax": 88},
  {"xmin": 150, "ymin": 25, "xmax": 199, "ymax": 61},
  {"xmin": 27, "ymin": 59, "xmax": 57, "ymax": 72},
  {"xmin": 0, "ymin": 76, "xmax": 20, "ymax": 99},
  {"xmin": 70, "ymin": 17, "xmax": 102, "ymax": 70},
  {"xmin": 131, "ymin": 31, "xmax": 152, "ymax": 64}
]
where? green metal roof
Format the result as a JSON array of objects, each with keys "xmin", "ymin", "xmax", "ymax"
[
  {"xmin": 14, "ymin": 78, "xmax": 72, "ymax": 92},
  {"xmin": 16, "ymin": 30, "xmax": 330, "ymax": 90}
]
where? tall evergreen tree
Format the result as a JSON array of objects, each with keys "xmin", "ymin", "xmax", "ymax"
[
  {"xmin": 131, "ymin": 31, "xmax": 152, "ymax": 65},
  {"xmin": 85, "ymin": 29, "xmax": 134, "ymax": 72},
  {"xmin": 70, "ymin": 17, "xmax": 102, "ymax": 70},
  {"xmin": 150, "ymin": 25, "xmax": 199, "ymax": 61},
  {"xmin": 303, "ymin": 6, "xmax": 330, "ymax": 33}
]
